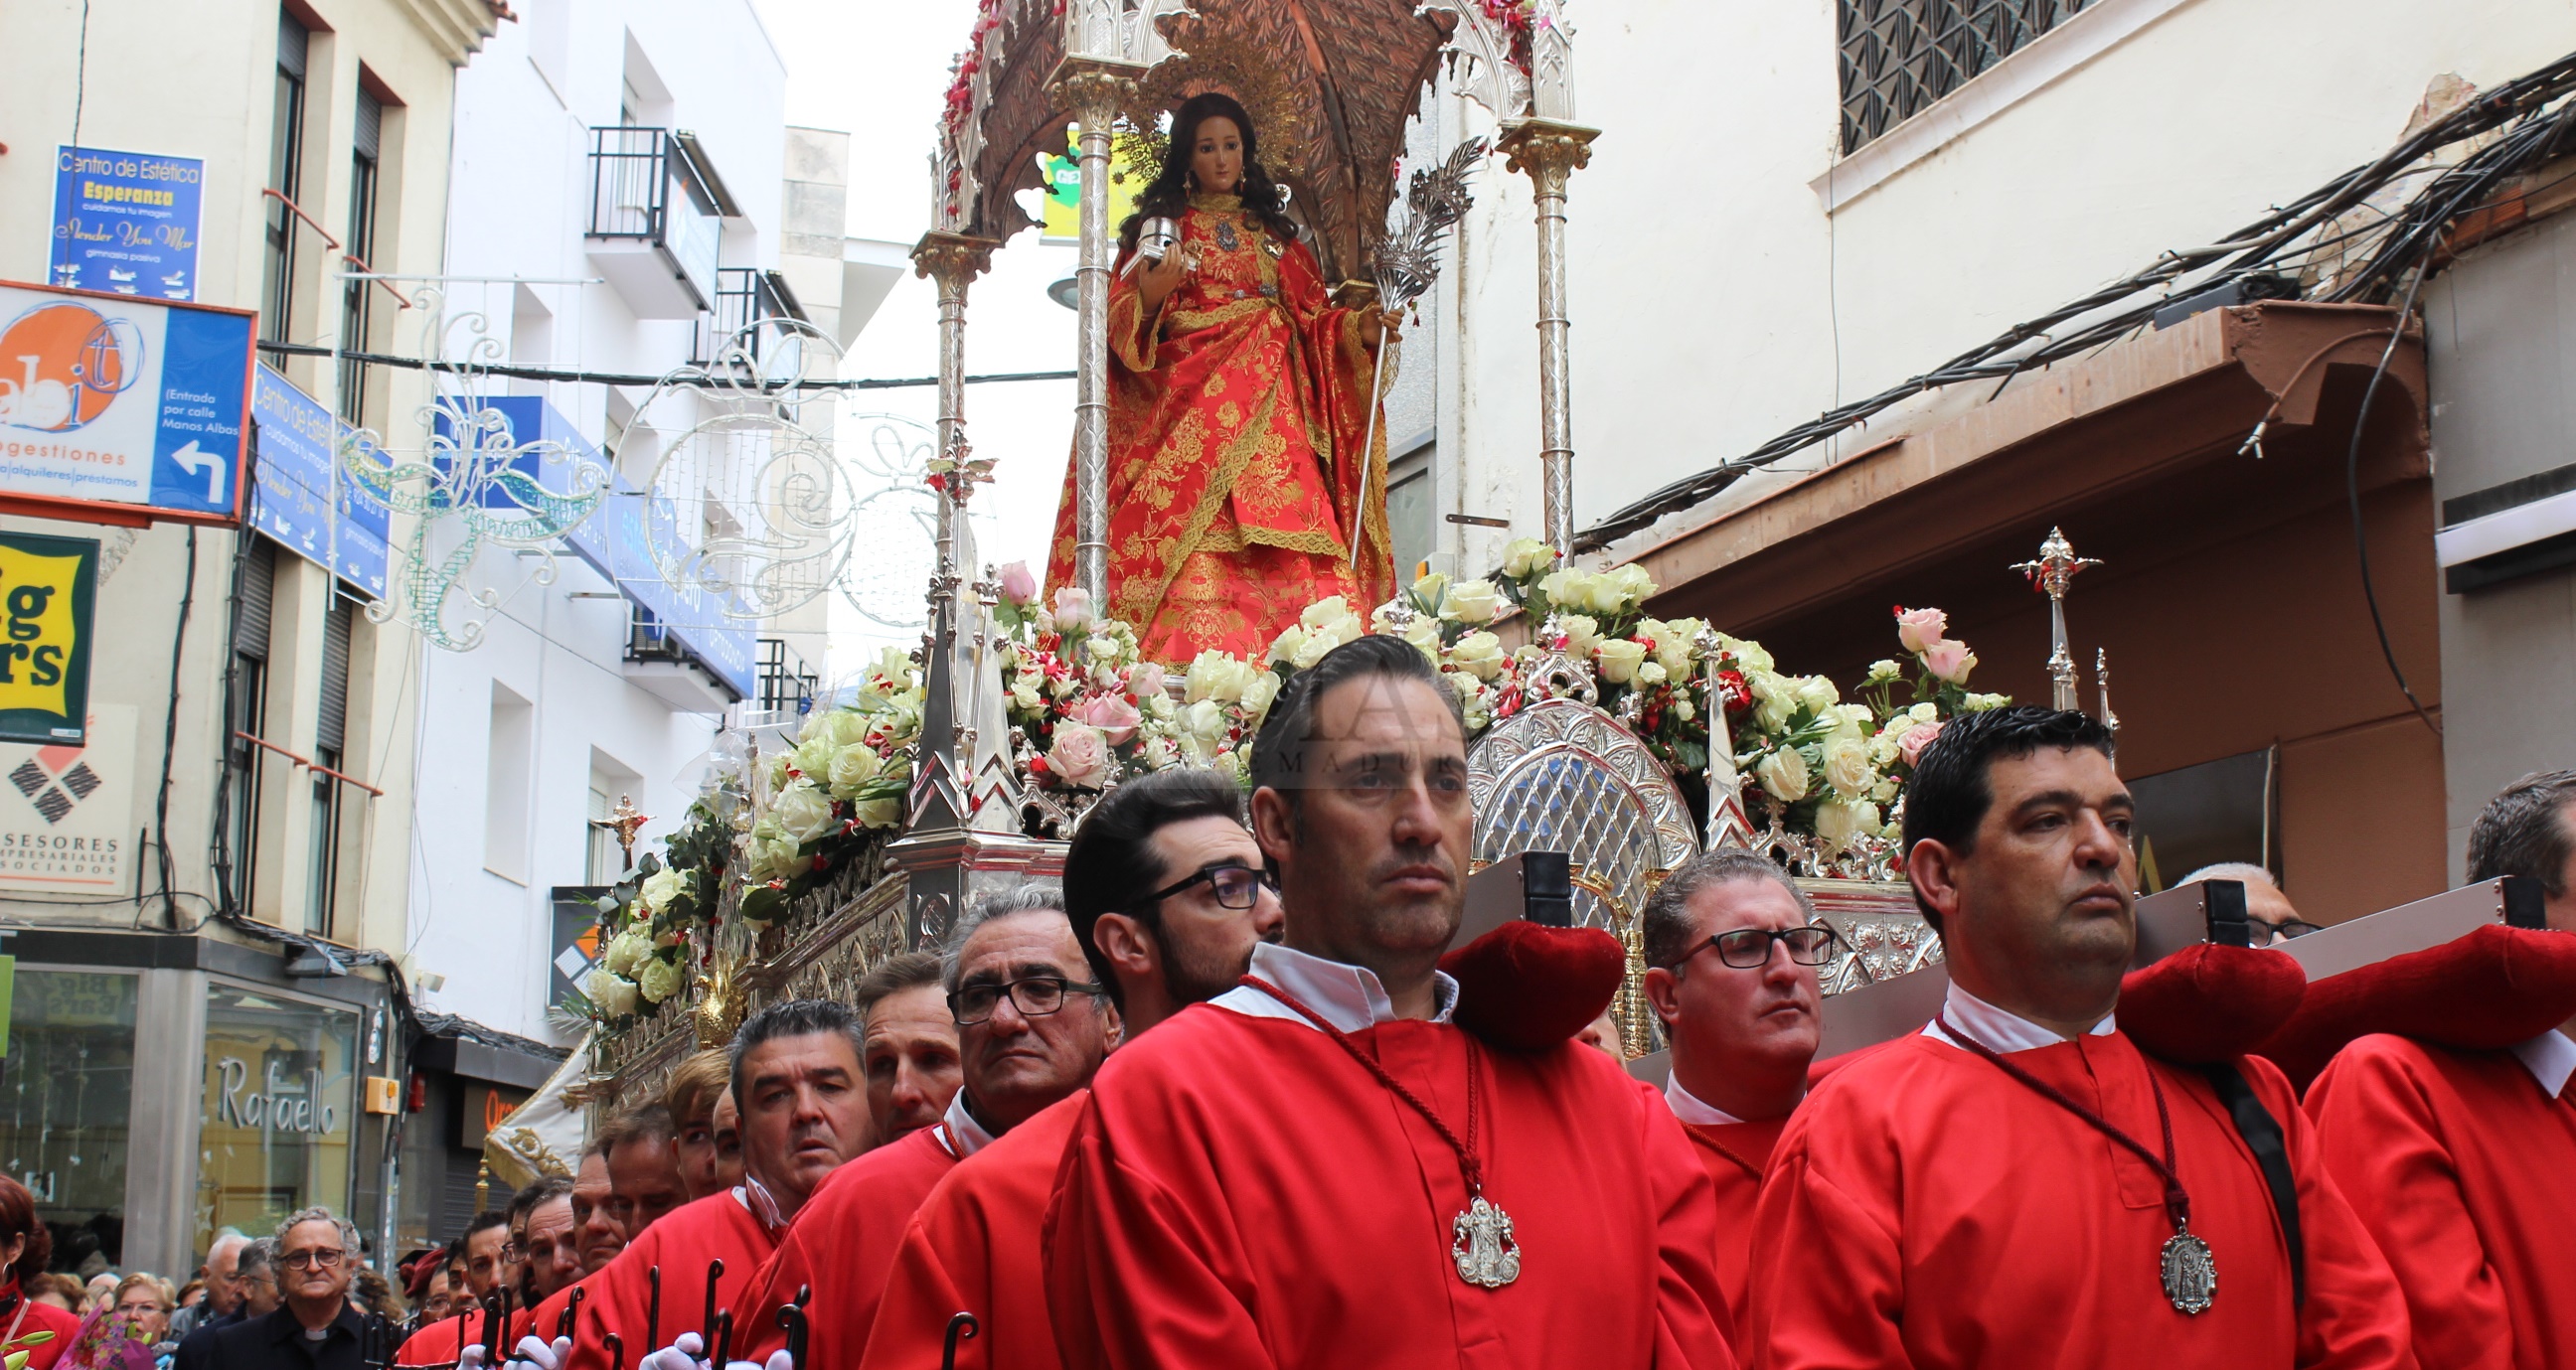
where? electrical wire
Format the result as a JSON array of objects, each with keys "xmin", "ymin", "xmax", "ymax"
[
  {"xmin": 250, "ymin": 339, "xmax": 1072, "ymax": 391},
  {"xmin": 2345, "ymin": 244, "xmax": 2441, "ymax": 737},
  {"xmin": 151, "ymin": 527, "xmax": 199, "ymax": 928}
]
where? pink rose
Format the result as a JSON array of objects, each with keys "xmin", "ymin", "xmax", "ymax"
[
  {"xmin": 1894, "ymin": 606, "xmax": 1949, "ymax": 654},
  {"xmin": 1047, "ymin": 723, "xmax": 1111, "ymax": 789},
  {"xmin": 1897, "ymin": 720, "xmax": 1942, "ymax": 767},
  {"xmin": 1922, "ymin": 638, "xmax": 1978, "ymax": 685},
  {"xmin": 1128, "ymin": 662, "xmax": 1167, "ymax": 699},
  {"xmin": 1071, "ymin": 692, "xmax": 1143, "ymax": 745},
  {"xmin": 999, "ymin": 561, "xmax": 1038, "ymax": 604},
  {"xmin": 1052, "ymin": 586, "xmax": 1095, "ymax": 633}
]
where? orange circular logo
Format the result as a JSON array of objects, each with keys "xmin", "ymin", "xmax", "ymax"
[{"xmin": 0, "ymin": 301, "xmax": 143, "ymax": 432}]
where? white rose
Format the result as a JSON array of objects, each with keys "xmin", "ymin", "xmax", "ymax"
[
  {"xmin": 1269, "ymin": 625, "xmax": 1308, "ymax": 668},
  {"xmin": 1301, "ymin": 597, "xmax": 1357, "ymax": 631},
  {"xmin": 1814, "ymin": 798, "xmax": 1881, "ymax": 854},
  {"xmin": 1009, "ymin": 678, "xmax": 1045, "ymax": 714},
  {"xmin": 1585, "ymin": 567, "xmax": 1639, "ymax": 615},
  {"xmin": 828, "ymin": 743, "xmax": 884, "ymax": 799},
  {"xmin": 1593, "ymin": 639, "xmax": 1648, "ymax": 685},
  {"xmin": 636, "ymin": 957, "xmax": 684, "ymax": 1005},
  {"xmin": 1240, "ymin": 671, "xmax": 1282, "ymax": 718},
  {"xmin": 1755, "ymin": 747, "xmax": 1811, "ymax": 804},
  {"xmin": 1865, "ymin": 659, "xmax": 1904, "ymax": 684},
  {"xmin": 1439, "ymin": 579, "xmax": 1502, "ymax": 624},
  {"xmin": 1139, "ymin": 735, "xmax": 1181, "ymax": 770},
  {"xmin": 1184, "ymin": 698, "xmax": 1229, "ymax": 744},
  {"xmin": 1794, "ymin": 675, "xmax": 1841, "ymax": 715},
  {"xmin": 638, "ymin": 867, "xmax": 685, "ymax": 915},
  {"xmin": 1448, "ymin": 632, "xmax": 1506, "ymax": 681},
  {"xmin": 584, "ymin": 968, "xmax": 640, "ymax": 1019},
  {"xmin": 1724, "ymin": 636, "xmax": 1776, "ymax": 674},
  {"xmin": 1636, "ymin": 661, "xmax": 1669, "ymax": 688},
  {"xmin": 746, "ymin": 832, "xmax": 804, "ymax": 884},
  {"xmin": 1291, "ymin": 628, "xmax": 1341, "ymax": 671},
  {"xmin": 1536, "ymin": 568, "xmax": 1593, "ymax": 614},
  {"xmin": 603, "ymin": 928, "xmax": 649, "ymax": 977},
  {"xmin": 771, "ymin": 780, "xmax": 837, "ymax": 844},
  {"xmin": 1657, "ymin": 619, "xmax": 1707, "ymax": 674},
  {"xmin": 1409, "ymin": 571, "xmax": 1451, "ymax": 609},
  {"xmin": 1751, "ymin": 673, "xmax": 1798, "ymax": 732},
  {"xmin": 791, "ymin": 735, "xmax": 838, "ymax": 784},
  {"xmin": 1186, "ymin": 650, "xmax": 1250, "ymax": 703},
  {"xmin": 1557, "ymin": 614, "xmax": 1602, "ymax": 656},
  {"xmin": 1605, "ymin": 562, "xmax": 1656, "ymax": 606},
  {"xmin": 1963, "ymin": 692, "xmax": 2011, "ymax": 712},
  {"xmin": 1823, "ymin": 736, "xmax": 1873, "ymax": 799},
  {"xmin": 1502, "ymin": 537, "xmax": 1556, "ymax": 578},
  {"xmin": 852, "ymin": 794, "xmax": 904, "ymax": 829}
]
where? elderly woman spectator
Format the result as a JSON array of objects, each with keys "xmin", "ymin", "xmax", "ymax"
[
  {"xmin": 31, "ymin": 1276, "xmax": 85, "ymax": 1313},
  {"xmin": 59, "ymin": 1274, "xmax": 168, "ymax": 1370},
  {"xmin": 0, "ymin": 1175, "xmax": 83, "ymax": 1370},
  {"xmin": 109, "ymin": 1276, "xmax": 175, "ymax": 1348}
]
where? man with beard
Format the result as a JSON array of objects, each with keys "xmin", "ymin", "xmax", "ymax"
[
  {"xmin": 735, "ymin": 890, "xmax": 1116, "ymax": 1370},
  {"xmin": 1639, "ymin": 849, "xmax": 1830, "ymax": 1332},
  {"xmin": 858, "ymin": 768, "xmax": 1283, "ymax": 1369},
  {"xmin": 1746, "ymin": 705, "xmax": 2412, "ymax": 1369},
  {"xmin": 555, "ymin": 1001, "xmax": 874, "ymax": 1370},
  {"xmin": 1044, "ymin": 636, "xmax": 1735, "ymax": 1368}
]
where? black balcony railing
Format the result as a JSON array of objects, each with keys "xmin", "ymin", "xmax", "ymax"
[
  {"xmin": 696, "ymin": 268, "xmax": 807, "ymax": 367},
  {"xmin": 1839, "ymin": 0, "xmax": 2096, "ymax": 153},
  {"xmin": 756, "ymin": 637, "xmax": 819, "ymax": 716},
  {"xmin": 587, "ymin": 125, "xmax": 723, "ymax": 304}
]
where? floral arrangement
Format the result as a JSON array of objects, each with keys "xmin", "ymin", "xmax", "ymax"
[
  {"xmin": 574, "ymin": 802, "xmax": 725, "ymax": 1024},
  {"xmin": 742, "ymin": 647, "xmax": 925, "ymax": 914}
]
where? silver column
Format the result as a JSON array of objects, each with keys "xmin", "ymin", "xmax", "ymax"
[
  {"xmin": 910, "ymin": 232, "xmax": 998, "ymax": 559},
  {"xmin": 1501, "ymin": 118, "xmax": 1599, "ymax": 557},
  {"xmin": 1046, "ymin": 58, "xmax": 1141, "ymax": 603}
]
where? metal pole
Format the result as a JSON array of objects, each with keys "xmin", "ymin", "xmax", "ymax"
[
  {"xmin": 910, "ymin": 234, "xmax": 997, "ymax": 564},
  {"xmin": 1500, "ymin": 120, "xmax": 1598, "ymax": 558},
  {"xmin": 1048, "ymin": 62, "xmax": 1138, "ymax": 604}
]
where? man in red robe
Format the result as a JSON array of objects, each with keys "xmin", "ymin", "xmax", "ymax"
[
  {"xmin": 1638, "ymin": 849, "xmax": 1826, "ymax": 1329},
  {"xmin": 739, "ymin": 895, "xmax": 1117, "ymax": 1370},
  {"xmin": 571, "ymin": 1145, "xmax": 626, "ymax": 1276},
  {"xmin": 1045, "ymin": 636, "xmax": 1736, "ymax": 1369},
  {"xmin": 1745, "ymin": 705, "xmax": 2414, "ymax": 1369},
  {"xmin": 858, "ymin": 768, "xmax": 1285, "ymax": 1370},
  {"xmin": 511, "ymin": 1105, "xmax": 698, "ymax": 1363},
  {"xmin": 2303, "ymin": 769, "xmax": 2576, "ymax": 1370},
  {"xmin": 556, "ymin": 999, "xmax": 874, "ymax": 1370},
  {"xmin": 396, "ymin": 1211, "xmax": 508, "ymax": 1365}
]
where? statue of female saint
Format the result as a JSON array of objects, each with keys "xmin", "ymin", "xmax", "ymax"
[{"xmin": 1046, "ymin": 92, "xmax": 1401, "ymax": 661}]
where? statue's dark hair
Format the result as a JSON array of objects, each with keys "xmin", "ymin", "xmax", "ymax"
[{"xmin": 1121, "ymin": 91, "xmax": 1300, "ymax": 250}]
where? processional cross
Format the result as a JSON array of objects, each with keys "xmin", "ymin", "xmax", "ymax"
[
  {"xmin": 2012, "ymin": 528, "xmax": 2101, "ymax": 711},
  {"xmin": 589, "ymin": 794, "xmax": 652, "ymax": 871}
]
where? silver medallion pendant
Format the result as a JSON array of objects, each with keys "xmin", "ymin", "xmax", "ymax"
[
  {"xmin": 1451, "ymin": 1194, "xmax": 1523, "ymax": 1289},
  {"xmin": 1214, "ymin": 219, "xmax": 1240, "ymax": 252},
  {"xmin": 2160, "ymin": 1230, "xmax": 2217, "ymax": 1314}
]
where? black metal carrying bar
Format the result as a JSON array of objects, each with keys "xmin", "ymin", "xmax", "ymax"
[
  {"xmin": 777, "ymin": 1287, "xmax": 812, "ymax": 1370},
  {"xmin": 941, "ymin": 1313, "xmax": 981, "ymax": 1370}
]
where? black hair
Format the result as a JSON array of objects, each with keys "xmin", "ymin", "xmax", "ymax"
[
  {"xmin": 461, "ymin": 1210, "xmax": 510, "ymax": 1242},
  {"xmin": 1062, "ymin": 768, "xmax": 1248, "ymax": 1007},
  {"xmin": 726, "ymin": 998, "xmax": 864, "ymax": 1114},
  {"xmin": 1248, "ymin": 635, "xmax": 1464, "ymax": 814},
  {"xmin": 2468, "ymin": 769, "xmax": 2576, "ymax": 896},
  {"xmin": 504, "ymin": 1176, "xmax": 573, "ymax": 1230},
  {"xmin": 1900, "ymin": 704, "xmax": 2117, "ymax": 932},
  {"xmin": 1120, "ymin": 91, "xmax": 1300, "ymax": 250}
]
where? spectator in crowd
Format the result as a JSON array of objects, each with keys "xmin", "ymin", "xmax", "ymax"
[
  {"xmin": 174, "ymin": 1286, "xmax": 203, "ymax": 1313},
  {"xmin": 344, "ymin": 1266, "xmax": 402, "ymax": 1324},
  {"xmin": 81, "ymin": 1277, "xmax": 119, "ymax": 1316},
  {"xmin": 33, "ymin": 1275, "xmax": 86, "ymax": 1312},
  {"xmin": 203, "ymin": 1211, "xmax": 364, "ymax": 1370},
  {"xmin": 2177, "ymin": 861, "xmax": 2319, "ymax": 945},
  {"xmin": 1, "ymin": 1175, "xmax": 83, "ymax": 1369},
  {"xmin": 166, "ymin": 1236, "xmax": 246, "ymax": 1345},
  {"xmin": 108, "ymin": 1276, "xmax": 174, "ymax": 1347}
]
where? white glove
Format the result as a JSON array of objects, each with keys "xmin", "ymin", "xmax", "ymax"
[
  {"xmin": 458, "ymin": 1346, "xmax": 488, "ymax": 1370},
  {"xmin": 638, "ymin": 1331, "xmax": 706, "ymax": 1370},
  {"xmin": 509, "ymin": 1336, "xmax": 572, "ymax": 1370},
  {"xmin": 720, "ymin": 1354, "xmax": 792, "ymax": 1370}
]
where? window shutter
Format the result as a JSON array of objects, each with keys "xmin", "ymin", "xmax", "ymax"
[
  {"xmin": 236, "ymin": 535, "xmax": 277, "ymax": 661},
  {"xmin": 317, "ymin": 595, "xmax": 354, "ymax": 752}
]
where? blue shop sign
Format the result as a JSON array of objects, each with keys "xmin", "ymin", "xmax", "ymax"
[
  {"xmin": 437, "ymin": 397, "xmax": 754, "ymax": 698},
  {"xmin": 49, "ymin": 147, "xmax": 205, "ymax": 301},
  {"xmin": 247, "ymin": 366, "xmax": 390, "ymax": 598}
]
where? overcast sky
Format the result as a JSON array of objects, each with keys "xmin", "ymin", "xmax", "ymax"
[{"xmin": 752, "ymin": 0, "xmax": 1078, "ymax": 675}]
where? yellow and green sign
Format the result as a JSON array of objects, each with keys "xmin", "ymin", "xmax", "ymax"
[{"xmin": 0, "ymin": 532, "xmax": 97, "ymax": 745}]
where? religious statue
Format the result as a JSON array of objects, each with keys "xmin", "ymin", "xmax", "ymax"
[{"xmin": 1046, "ymin": 92, "xmax": 1401, "ymax": 662}]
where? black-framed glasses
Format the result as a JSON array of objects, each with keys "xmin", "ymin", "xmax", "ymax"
[
  {"xmin": 1665, "ymin": 925, "xmax": 1841, "ymax": 971},
  {"xmin": 1134, "ymin": 862, "xmax": 1275, "ymax": 912},
  {"xmin": 2252, "ymin": 917, "xmax": 2325, "ymax": 946},
  {"xmin": 281, "ymin": 1249, "xmax": 346, "ymax": 1271},
  {"xmin": 949, "ymin": 976, "xmax": 1103, "ymax": 1025}
]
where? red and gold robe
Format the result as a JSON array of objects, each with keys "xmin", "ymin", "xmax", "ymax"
[
  {"xmin": 736, "ymin": 1124, "xmax": 961, "ymax": 1370},
  {"xmin": 1746, "ymin": 1008, "xmax": 2414, "ymax": 1369},
  {"xmin": 858, "ymin": 1094, "xmax": 1087, "ymax": 1370},
  {"xmin": 2305, "ymin": 1031, "xmax": 2576, "ymax": 1370},
  {"xmin": 561, "ymin": 1191, "xmax": 776, "ymax": 1370},
  {"xmin": 1679, "ymin": 1116, "xmax": 1787, "ymax": 1333},
  {"xmin": 1043, "ymin": 947, "xmax": 1736, "ymax": 1369},
  {"xmin": 1046, "ymin": 194, "xmax": 1394, "ymax": 661}
]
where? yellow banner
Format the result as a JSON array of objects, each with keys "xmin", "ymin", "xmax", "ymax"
[{"xmin": 0, "ymin": 536, "xmax": 89, "ymax": 730}]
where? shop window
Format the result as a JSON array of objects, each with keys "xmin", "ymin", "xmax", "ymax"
[
  {"xmin": 2129, "ymin": 746, "xmax": 2277, "ymax": 894},
  {"xmin": 0, "ymin": 970, "xmax": 137, "ymax": 1272},
  {"xmin": 197, "ymin": 985, "xmax": 358, "ymax": 1256}
]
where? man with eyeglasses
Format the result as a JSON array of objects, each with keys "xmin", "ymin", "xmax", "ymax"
[
  {"xmin": 1044, "ymin": 635, "xmax": 1735, "ymax": 1369},
  {"xmin": 733, "ymin": 888, "xmax": 1115, "ymax": 1370},
  {"xmin": 1639, "ymin": 849, "xmax": 1833, "ymax": 1328},
  {"xmin": 858, "ymin": 767, "xmax": 1284, "ymax": 1370},
  {"xmin": 555, "ymin": 999, "xmax": 875, "ymax": 1370},
  {"xmin": 205, "ymin": 1210, "xmax": 365, "ymax": 1370},
  {"xmin": 2177, "ymin": 863, "xmax": 2320, "ymax": 946},
  {"xmin": 1746, "ymin": 706, "xmax": 2411, "ymax": 1370}
]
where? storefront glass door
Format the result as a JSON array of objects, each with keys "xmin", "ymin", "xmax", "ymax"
[
  {"xmin": 0, "ymin": 968, "xmax": 138, "ymax": 1272},
  {"xmin": 196, "ymin": 984, "xmax": 358, "ymax": 1253}
]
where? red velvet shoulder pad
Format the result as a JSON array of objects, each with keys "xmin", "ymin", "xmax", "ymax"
[
  {"xmin": 2119, "ymin": 943, "xmax": 2308, "ymax": 1065},
  {"xmin": 2255, "ymin": 924, "xmax": 2576, "ymax": 1091},
  {"xmin": 1438, "ymin": 920, "xmax": 1625, "ymax": 1053}
]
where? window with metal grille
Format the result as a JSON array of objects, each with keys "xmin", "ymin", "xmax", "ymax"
[
  {"xmin": 340, "ymin": 87, "xmax": 384, "ymax": 424},
  {"xmin": 260, "ymin": 12, "xmax": 309, "ymax": 345},
  {"xmin": 308, "ymin": 595, "xmax": 354, "ymax": 937},
  {"xmin": 1838, "ymin": 0, "xmax": 2098, "ymax": 154}
]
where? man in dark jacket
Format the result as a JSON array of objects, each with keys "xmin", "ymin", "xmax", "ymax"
[
  {"xmin": 205, "ymin": 1211, "xmax": 369, "ymax": 1370},
  {"xmin": 176, "ymin": 1240, "xmax": 277, "ymax": 1370}
]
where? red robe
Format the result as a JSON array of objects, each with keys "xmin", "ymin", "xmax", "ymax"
[
  {"xmin": 737, "ymin": 1126, "xmax": 959, "ymax": 1370},
  {"xmin": 4, "ymin": 1283, "xmax": 85, "ymax": 1370},
  {"xmin": 1746, "ymin": 1030, "xmax": 2414, "ymax": 1369},
  {"xmin": 562, "ymin": 1191, "xmax": 777, "ymax": 1370},
  {"xmin": 1679, "ymin": 1117, "xmax": 1787, "ymax": 1332},
  {"xmin": 2305, "ymin": 1032, "xmax": 2576, "ymax": 1370},
  {"xmin": 1043, "ymin": 1004, "xmax": 1737, "ymax": 1369},
  {"xmin": 859, "ymin": 1094, "xmax": 1088, "ymax": 1370},
  {"xmin": 396, "ymin": 1310, "xmax": 485, "ymax": 1366}
]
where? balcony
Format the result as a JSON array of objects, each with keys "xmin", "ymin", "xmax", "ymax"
[
  {"xmin": 623, "ymin": 603, "xmax": 740, "ymax": 713},
  {"xmin": 755, "ymin": 637, "xmax": 819, "ymax": 716},
  {"xmin": 695, "ymin": 267, "xmax": 809, "ymax": 375},
  {"xmin": 585, "ymin": 126, "xmax": 724, "ymax": 319}
]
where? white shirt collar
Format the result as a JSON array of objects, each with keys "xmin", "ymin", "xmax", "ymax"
[
  {"xmin": 1210, "ymin": 942, "xmax": 1459, "ymax": 1031},
  {"xmin": 1663, "ymin": 1075, "xmax": 1746, "ymax": 1127},
  {"xmin": 2509, "ymin": 1028, "xmax": 2576, "ymax": 1100},
  {"xmin": 1923, "ymin": 982, "xmax": 2116, "ymax": 1054},
  {"xmin": 735, "ymin": 1175, "xmax": 787, "ymax": 1234},
  {"xmin": 934, "ymin": 1088, "xmax": 999, "ymax": 1159}
]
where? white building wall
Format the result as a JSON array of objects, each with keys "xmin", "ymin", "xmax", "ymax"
[
  {"xmin": 404, "ymin": 0, "xmax": 786, "ymax": 1040},
  {"xmin": 1438, "ymin": 0, "xmax": 2576, "ymax": 575}
]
